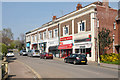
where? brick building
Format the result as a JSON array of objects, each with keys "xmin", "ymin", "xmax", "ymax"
[{"xmin": 26, "ymin": 1, "xmax": 119, "ymax": 61}]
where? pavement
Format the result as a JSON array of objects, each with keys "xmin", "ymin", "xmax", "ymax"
[
  {"xmin": 7, "ymin": 57, "xmax": 39, "ymax": 79},
  {"xmin": 54, "ymin": 57, "xmax": 119, "ymax": 70}
]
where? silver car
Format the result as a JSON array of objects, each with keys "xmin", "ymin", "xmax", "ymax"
[
  {"xmin": 27, "ymin": 50, "xmax": 40, "ymax": 57},
  {"xmin": 19, "ymin": 50, "xmax": 27, "ymax": 56}
]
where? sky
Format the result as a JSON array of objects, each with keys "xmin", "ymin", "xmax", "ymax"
[{"xmin": 2, "ymin": 1, "xmax": 119, "ymax": 40}]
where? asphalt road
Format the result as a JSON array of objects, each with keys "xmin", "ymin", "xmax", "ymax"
[{"xmin": 13, "ymin": 53, "xmax": 118, "ymax": 78}]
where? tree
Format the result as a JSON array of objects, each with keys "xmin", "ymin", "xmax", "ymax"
[
  {"xmin": 1, "ymin": 28, "xmax": 14, "ymax": 45},
  {"xmin": 98, "ymin": 28, "xmax": 113, "ymax": 54},
  {"xmin": 2, "ymin": 28, "xmax": 13, "ymax": 40},
  {"xmin": 0, "ymin": 43, "xmax": 7, "ymax": 56}
]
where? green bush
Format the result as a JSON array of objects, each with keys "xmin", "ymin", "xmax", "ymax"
[
  {"xmin": 100, "ymin": 53, "xmax": 119, "ymax": 64},
  {"xmin": 0, "ymin": 43, "xmax": 8, "ymax": 56}
]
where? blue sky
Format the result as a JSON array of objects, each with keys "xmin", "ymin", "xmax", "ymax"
[{"xmin": 2, "ymin": 2, "xmax": 118, "ymax": 40}]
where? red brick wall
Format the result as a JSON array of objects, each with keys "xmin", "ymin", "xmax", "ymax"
[
  {"xmin": 60, "ymin": 20, "xmax": 72, "ymax": 37},
  {"xmin": 74, "ymin": 13, "xmax": 91, "ymax": 34},
  {"xmin": 96, "ymin": 5, "xmax": 118, "ymax": 54}
]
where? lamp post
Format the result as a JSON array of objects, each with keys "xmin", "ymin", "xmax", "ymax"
[{"xmin": 92, "ymin": 17, "xmax": 100, "ymax": 66}]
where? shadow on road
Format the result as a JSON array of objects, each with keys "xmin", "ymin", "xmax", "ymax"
[{"xmin": 7, "ymin": 57, "xmax": 17, "ymax": 63}]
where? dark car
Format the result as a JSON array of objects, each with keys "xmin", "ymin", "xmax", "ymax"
[
  {"xmin": 64, "ymin": 54, "xmax": 87, "ymax": 65},
  {"xmin": 40, "ymin": 52, "xmax": 53, "ymax": 59}
]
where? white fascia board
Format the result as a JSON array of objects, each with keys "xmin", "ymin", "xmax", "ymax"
[{"xmin": 56, "ymin": 4, "xmax": 96, "ymax": 22}]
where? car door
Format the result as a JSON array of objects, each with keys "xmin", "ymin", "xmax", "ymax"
[{"xmin": 68, "ymin": 54, "xmax": 73, "ymax": 62}]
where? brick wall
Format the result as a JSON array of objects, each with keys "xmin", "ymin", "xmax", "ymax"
[
  {"xmin": 60, "ymin": 20, "xmax": 72, "ymax": 37},
  {"xmin": 74, "ymin": 13, "xmax": 91, "ymax": 34},
  {"xmin": 48, "ymin": 25, "xmax": 58, "ymax": 38},
  {"xmin": 96, "ymin": 5, "xmax": 118, "ymax": 54}
]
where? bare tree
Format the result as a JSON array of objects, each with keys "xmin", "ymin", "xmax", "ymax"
[{"xmin": 1, "ymin": 28, "xmax": 14, "ymax": 45}]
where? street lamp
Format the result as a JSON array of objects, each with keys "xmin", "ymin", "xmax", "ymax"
[{"xmin": 92, "ymin": 17, "xmax": 100, "ymax": 66}]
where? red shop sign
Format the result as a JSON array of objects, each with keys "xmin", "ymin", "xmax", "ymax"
[
  {"xmin": 58, "ymin": 43, "xmax": 73, "ymax": 49},
  {"xmin": 60, "ymin": 36, "xmax": 72, "ymax": 41}
]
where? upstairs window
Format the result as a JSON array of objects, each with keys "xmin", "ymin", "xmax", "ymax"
[
  {"xmin": 32, "ymin": 35, "xmax": 34, "ymax": 41},
  {"xmin": 39, "ymin": 33, "xmax": 42, "ymax": 40},
  {"xmin": 43, "ymin": 31, "xmax": 46, "ymax": 39},
  {"xmin": 63, "ymin": 25, "xmax": 69, "ymax": 36},
  {"xmin": 78, "ymin": 20, "xmax": 86, "ymax": 32},
  {"xmin": 54, "ymin": 28, "xmax": 58, "ymax": 37},
  {"xmin": 49, "ymin": 30, "xmax": 52, "ymax": 38},
  {"xmin": 35, "ymin": 35, "xmax": 37, "ymax": 41},
  {"xmin": 113, "ymin": 22, "xmax": 116, "ymax": 29}
]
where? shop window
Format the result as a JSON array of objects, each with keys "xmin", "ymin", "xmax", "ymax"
[
  {"xmin": 63, "ymin": 25, "xmax": 69, "ymax": 36},
  {"xmin": 78, "ymin": 20, "xmax": 86, "ymax": 32},
  {"xmin": 54, "ymin": 28, "xmax": 58, "ymax": 38},
  {"xmin": 75, "ymin": 49, "xmax": 79, "ymax": 53}
]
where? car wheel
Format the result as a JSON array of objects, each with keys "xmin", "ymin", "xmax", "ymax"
[
  {"xmin": 44, "ymin": 57, "xmax": 46, "ymax": 59},
  {"xmin": 73, "ymin": 60, "xmax": 77, "ymax": 65},
  {"xmin": 64, "ymin": 59, "xmax": 67, "ymax": 63}
]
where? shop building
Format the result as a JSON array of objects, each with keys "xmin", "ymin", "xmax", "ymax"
[{"xmin": 25, "ymin": 1, "xmax": 119, "ymax": 61}]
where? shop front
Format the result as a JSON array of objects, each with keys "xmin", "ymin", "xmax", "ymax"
[
  {"xmin": 26, "ymin": 42, "xmax": 30, "ymax": 51},
  {"xmin": 58, "ymin": 36, "xmax": 73, "ymax": 58},
  {"xmin": 74, "ymin": 35, "xmax": 92, "ymax": 59},
  {"xmin": 32, "ymin": 43, "xmax": 37, "ymax": 50},
  {"xmin": 48, "ymin": 39, "xmax": 59, "ymax": 57},
  {"xmin": 39, "ymin": 42, "xmax": 46, "ymax": 53}
]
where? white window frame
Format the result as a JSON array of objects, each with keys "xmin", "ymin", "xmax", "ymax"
[
  {"xmin": 54, "ymin": 28, "xmax": 58, "ymax": 38},
  {"xmin": 49, "ymin": 30, "xmax": 52, "ymax": 39},
  {"xmin": 43, "ymin": 31, "xmax": 46, "ymax": 40},
  {"xmin": 63, "ymin": 25, "xmax": 69, "ymax": 36},
  {"xmin": 39, "ymin": 33, "xmax": 42, "ymax": 40},
  {"xmin": 113, "ymin": 22, "xmax": 116, "ymax": 29},
  {"xmin": 97, "ymin": 20, "xmax": 99, "ymax": 28},
  {"xmin": 78, "ymin": 20, "xmax": 86, "ymax": 33},
  {"xmin": 32, "ymin": 35, "xmax": 34, "ymax": 41},
  {"xmin": 35, "ymin": 34, "xmax": 37, "ymax": 41}
]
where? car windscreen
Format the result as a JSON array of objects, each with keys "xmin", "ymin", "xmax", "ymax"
[
  {"xmin": 23, "ymin": 50, "xmax": 26, "ymax": 52},
  {"xmin": 35, "ymin": 50, "xmax": 40, "ymax": 52},
  {"xmin": 8, "ymin": 51, "xmax": 13, "ymax": 53},
  {"xmin": 77, "ymin": 54, "xmax": 86, "ymax": 57}
]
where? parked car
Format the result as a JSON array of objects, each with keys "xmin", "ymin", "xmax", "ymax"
[
  {"xmin": 40, "ymin": 52, "xmax": 53, "ymax": 59},
  {"xmin": 64, "ymin": 54, "xmax": 87, "ymax": 65},
  {"xmin": 19, "ymin": 50, "xmax": 27, "ymax": 56},
  {"xmin": 6, "ymin": 51, "xmax": 14, "ymax": 57},
  {"xmin": 27, "ymin": 50, "xmax": 40, "ymax": 57}
]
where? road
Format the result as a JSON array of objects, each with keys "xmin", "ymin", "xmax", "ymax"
[{"xmin": 12, "ymin": 53, "xmax": 118, "ymax": 78}]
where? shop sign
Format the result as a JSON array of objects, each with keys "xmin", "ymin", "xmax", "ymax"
[
  {"xmin": 58, "ymin": 43, "xmax": 73, "ymax": 49},
  {"xmin": 75, "ymin": 43, "xmax": 92, "ymax": 48},
  {"xmin": 60, "ymin": 36, "xmax": 72, "ymax": 41},
  {"xmin": 61, "ymin": 40, "xmax": 73, "ymax": 45},
  {"xmin": 26, "ymin": 43, "xmax": 30, "ymax": 47}
]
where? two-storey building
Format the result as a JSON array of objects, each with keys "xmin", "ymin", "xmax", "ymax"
[{"xmin": 26, "ymin": 1, "xmax": 119, "ymax": 61}]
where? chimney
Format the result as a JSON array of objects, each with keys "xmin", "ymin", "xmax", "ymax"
[
  {"xmin": 52, "ymin": 16, "xmax": 57, "ymax": 21},
  {"xmin": 76, "ymin": 3, "xmax": 82, "ymax": 10},
  {"xmin": 102, "ymin": 0, "xmax": 109, "ymax": 8}
]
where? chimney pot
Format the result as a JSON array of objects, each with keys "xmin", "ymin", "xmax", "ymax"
[
  {"xmin": 52, "ymin": 16, "xmax": 57, "ymax": 21},
  {"xmin": 76, "ymin": 3, "xmax": 82, "ymax": 10}
]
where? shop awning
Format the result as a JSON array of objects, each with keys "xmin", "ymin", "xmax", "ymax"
[
  {"xmin": 58, "ymin": 44, "xmax": 73, "ymax": 49},
  {"xmin": 49, "ymin": 46, "xmax": 58, "ymax": 50}
]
